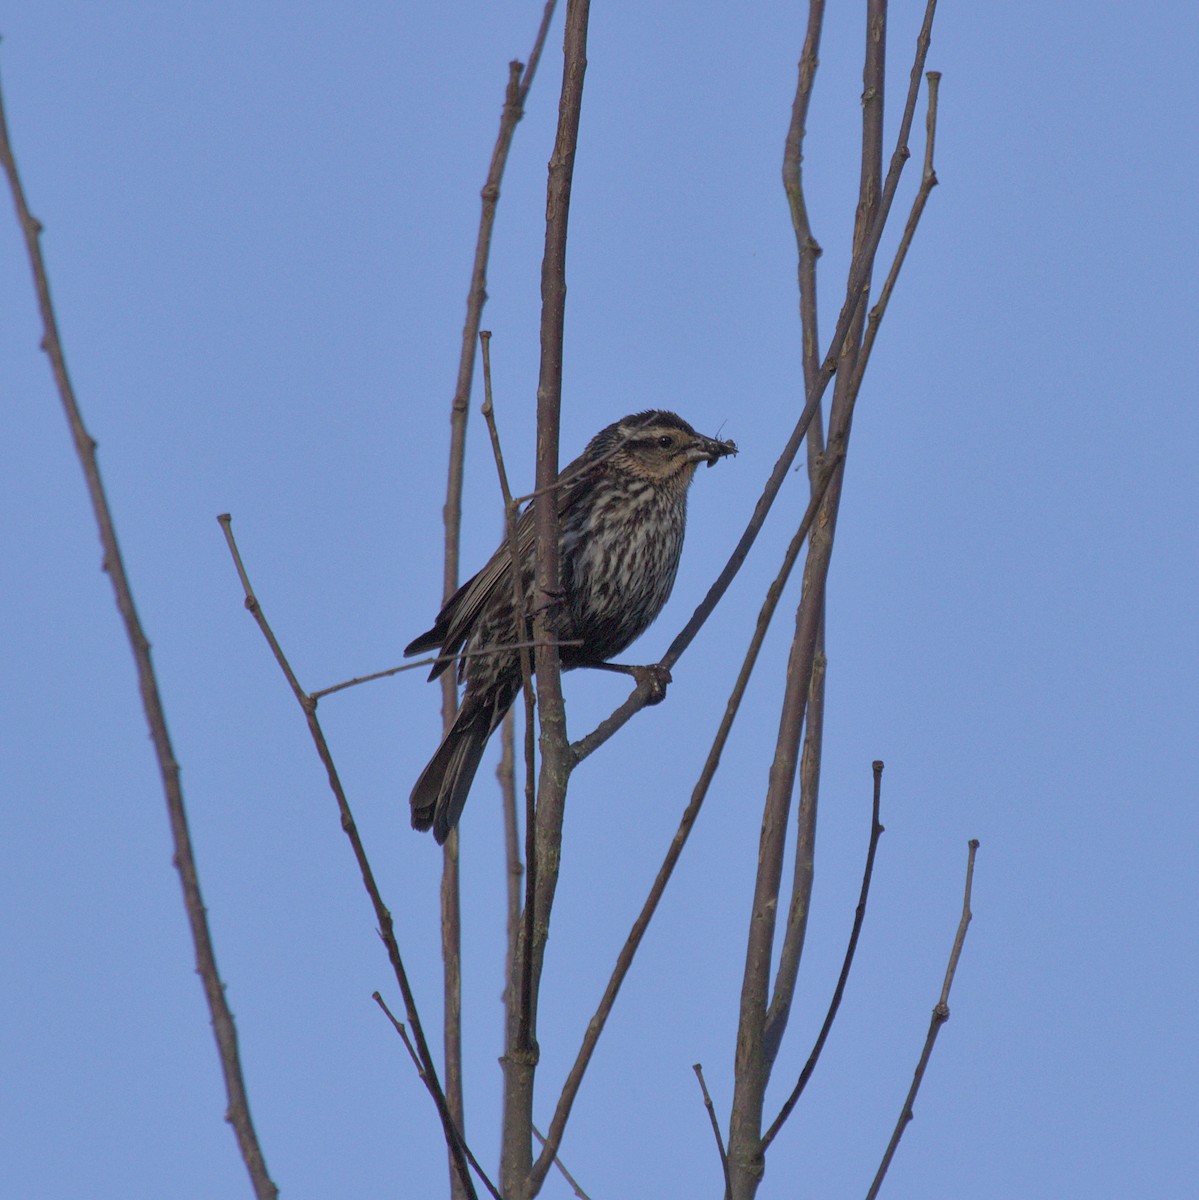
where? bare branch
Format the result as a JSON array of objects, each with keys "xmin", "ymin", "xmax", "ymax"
[
  {"xmin": 307, "ymin": 637, "xmax": 580, "ymax": 702},
  {"xmin": 761, "ymin": 645, "xmax": 826, "ymax": 1067},
  {"xmin": 443, "ymin": 0, "xmax": 560, "ymax": 616},
  {"xmin": 480, "ymin": 330, "xmax": 542, "ymax": 1134},
  {"xmin": 767, "ymin": 0, "xmax": 832, "ymax": 1070},
  {"xmin": 528, "ymin": 0, "xmax": 590, "ymax": 939},
  {"xmin": 372, "ymin": 990, "xmax": 424, "ymax": 1073},
  {"xmin": 726, "ymin": 4, "xmax": 953, "ymax": 1191},
  {"xmin": 865, "ymin": 839, "xmax": 979, "ymax": 1199},
  {"xmin": 217, "ymin": 514, "xmax": 481, "ymax": 1200},
  {"xmin": 497, "ymin": 713, "xmax": 524, "ymax": 1028},
  {"xmin": 729, "ymin": 0, "xmax": 890, "ymax": 1159},
  {"xmin": 782, "ymin": 0, "xmax": 826, "ymax": 409},
  {"xmin": 478, "ymin": 335, "xmax": 540, "ymax": 878},
  {"xmin": 0, "ymin": 69, "xmax": 280, "ymax": 1200},
  {"xmin": 761, "ymin": 761, "xmax": 887, "ymax": 1151},
  {"xmin": 440, "ymin": 824, "xmax": 465, "ymax": 1200},
  {"xmin": 693, "ymin": 1064, "xmax": 732, "ymax": 1200},
  {"xmin": 853, "ymin": 69, "xmax": 941, "ymax": 392}
]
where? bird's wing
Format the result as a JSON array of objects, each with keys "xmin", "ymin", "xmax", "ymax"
[
  {"xmin": 405, "ymin": 449, "xmax": 599, "ymax": 684},
  {"xmin": 437, "ymin": 457, "xmax": 597, "ymax": 658},
  {"xmin": 436, "ymin": 504, "xmax": 537, "ymax": 659}
]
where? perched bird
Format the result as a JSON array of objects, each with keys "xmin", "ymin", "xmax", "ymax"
[{"xmin": 405, "ymin": 410, "xmax": 736, "ymax": 843}]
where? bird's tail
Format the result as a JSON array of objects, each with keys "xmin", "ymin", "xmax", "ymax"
[{"xmin": 410, "ymin": 685, "xmax": 513, "ymax": 843}]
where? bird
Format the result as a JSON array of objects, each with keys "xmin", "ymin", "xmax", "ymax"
[{"xmin": 405, "ymin": 410, "xmax": 736, "ymax": 843}]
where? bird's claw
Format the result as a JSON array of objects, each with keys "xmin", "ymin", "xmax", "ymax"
[{"xmin": 631, "ymin": 664, "xmax": 672, "ymax": 705}]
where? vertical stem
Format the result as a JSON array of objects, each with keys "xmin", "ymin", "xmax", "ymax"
[
  {"xmin": 763, "ymin": 0, "xmax": 829, "ymax": 1067},
  {"xmin": 501, "ymin": 5, "xmax": 591, "ymax": 1197},
  {"xmin": 440, "ymin": 829, "xmax": 465, "ymax": 1200},
  {"xmin": 499, "ymin": 711, "xmax": 524, "ymax": 1015},
  {"xmin": 438, "ymin": 16, "xmax": 558, "ymax": 1191},
  {"xmin": 438, "ymin": 61, "xmax": 523, "ymax": 1198}
]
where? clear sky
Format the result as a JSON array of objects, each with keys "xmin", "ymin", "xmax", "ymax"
[{"xmin": 2, "ymin": 3, "xmax": 1196, "ymax": 1198}]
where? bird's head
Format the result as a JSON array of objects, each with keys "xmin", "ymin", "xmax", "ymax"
[{"xmin": 588, "ymin": 410, "xmax": 737, "ymax": 487}]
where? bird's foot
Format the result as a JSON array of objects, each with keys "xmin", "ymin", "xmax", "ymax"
[
  {"xmin": 629, "ymin": 663, "xmax": 672, "ymax": 705},
  {"xmin": 581, "ymin": 659, "xmax": 672, "ymax": 704}
]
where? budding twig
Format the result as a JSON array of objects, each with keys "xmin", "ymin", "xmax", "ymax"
[
  {"xmin": 693, "ymin": 1063, "xmax": 732, "ymax": 1200},
  {"xmin": 865, "ymin": 840, "xmax": 979, "ymax": 1199}
]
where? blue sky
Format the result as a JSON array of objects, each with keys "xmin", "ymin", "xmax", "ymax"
[{"xmin": 2, "ymin": 3, "xmax": 1197, "ymax": 1198}]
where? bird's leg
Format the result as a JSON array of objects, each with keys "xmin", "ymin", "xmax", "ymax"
[{"xmin": 580, "ymin": 660, "xmax": 672, "ymax": 706}]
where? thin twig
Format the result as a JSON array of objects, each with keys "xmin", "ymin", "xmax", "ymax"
[
  {"xmin": 308, "ymin": 638, "xmax": 580, "ymax": 701},
  {"xmin": 782, "ymin": 0, "xmax": 826, "ymax": 410},
  {"xmin": 372, "ymin": 993, "xmax": 504, "ymax": 1200},
  {"xmin": 762, "ymin": 644, "xmax": 826, "ymax": 1067},
  {"xmin": 373, "ymin": 990, "xmax": 423, "ymax": 1073},
  {"xmin": 440, "ymin": 820, "xmax": 465, "ymax": 1200},
  {"xmin": 761, "ymin": 761, "xmax": 887, "ymax": 1151},
  {"xmin": 865, "ymin": 839, "xmax": 979, "ymax": 1200},
  {"xmin": 693, "ymin": 1064, "xmax": 732, "ymax": 1200},
  {"xmin": 0, "ymin": 69, "xmax": 279, "ymax": 1200},
  {"xmin": 218, "ymin": 514, "xmax": 491, "ymax": 1200},
  {"xmin": 532, "ymin": 1124, "xmax": 594, "ymax": 1200},
  {"xmin": 767, "ymin": 1, "xmax": 832, "ymax": 1067},
  {"xmin": 443, "ymin": 0, "xmax": 559, "ymax": 614},
  {"xmin": 852, "ymin": 69, "xmax": 940, "ymax": 393},
  {"xmin": 480, "ymin": 331, "xmax": 541, "ymax": 1117},
  {"xmin": 497, "ymin": 713, "xmax": 524, "ymax": 1025}
]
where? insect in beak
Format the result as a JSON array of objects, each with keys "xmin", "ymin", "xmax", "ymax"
[{"xmin": 696, "ymin": 436, "xmax": 737, "ymax": 467}]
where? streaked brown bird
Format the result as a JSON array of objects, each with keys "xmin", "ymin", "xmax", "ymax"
[{"xmin": 406, "ymin": 410, "xmax": 736, "ymax": 842}]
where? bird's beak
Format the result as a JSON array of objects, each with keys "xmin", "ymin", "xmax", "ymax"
[{"xmin": 688, "ymin": 434, "xmax": 738, "ymax": 467}]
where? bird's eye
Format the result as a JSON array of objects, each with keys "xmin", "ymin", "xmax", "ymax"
[{"xmin": 657, "ymin": 435, "xmax": 674, "ymax": 448}]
